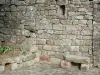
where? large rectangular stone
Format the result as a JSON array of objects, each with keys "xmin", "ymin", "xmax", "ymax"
[
  {"xmin": 70, "ymin": 46, "xmax": 79, "ymax": 51},
  {"xmin": 76, "ymin": 16, "xmax": 84, "ymax": 19},
  {"xmin": 78, "ymin": 8, "xmax": 86, "ymax": 11},
  {"xmin": 29, "ymin": 0, "xmax": 36, "ymax": 4},
  {"xmin": 81, "ymin": 64, "xmax": 90, "ymax": 71},
  {"xmin": 53, "ymin": 24, "xmax": 64, "ymax": 30},
  {"xmin": 37, "ymin": 39, "xmax": 46, "ymax": 45},
  {"xmin": 60, "ymin": 20, "xmax": 72, "ymax": 25},
  {"xmin": 51, "ymin": 46, "xmax": 60, "ymax": 51},
  {"xmin": 36, "ymin": 0, "xmax": 45, "ymax": 3},
  {"xmin": 80, "ymin": 40, "xmax": 92, "ymax": 46},
  {"xmin": 81, "ymin": 30, "xmax": 92, "ymax": 36},
  {"xmin": 49, "ymin": 10, "xmax": 56, "ymax": 15},
  {"xmin": 79, "ymin": 20, "xmax": 87, "ymax": 24},
  {"xmin": 43, "ymin": 45, "xmax": 52, "ymax": 50},
  {"xmin": 21, "ymin": 54, "xmax": 36, "ymax": 62},
  {"xmin": 68, "ymin": 12, "xmax": 75, "ymax": 16},
  {"xmin": 65, "ymin": 55, "xmax": 90, "ymax": 64},
  {"xmin": 10, "ymin": 63, "xmax": 18, "ymax": 71}
]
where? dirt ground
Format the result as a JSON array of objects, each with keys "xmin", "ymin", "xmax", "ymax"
[{"xmin": 0, "ymin": 63, "xmax": 100, "ymax": 75}]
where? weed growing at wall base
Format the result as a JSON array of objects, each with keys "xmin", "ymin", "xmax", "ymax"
[{"xmin": 0, "ymin": 46, "xmax": 15, "ymax": 54}]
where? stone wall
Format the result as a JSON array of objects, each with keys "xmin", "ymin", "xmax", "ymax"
[
  {"xmin": 0, "ymin": 0, "xmax": 100, "ymax": 66},
  {"xmin": 93, "ymin": 0, "xmax": 100, "ymax": 66}
]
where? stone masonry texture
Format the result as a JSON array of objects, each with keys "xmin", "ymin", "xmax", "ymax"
[{"xmin": 0, "ymin": 0, "xmax": 100, "ymax": 66}]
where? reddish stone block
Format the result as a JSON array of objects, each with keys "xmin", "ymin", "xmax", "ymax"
[
  {"xmin": 60, "ymin": 60, "xmax": 71, "ymax": 69},
  {"xmin": 39, "ymin": 55, "xmax": 50, "ymax": 62}
]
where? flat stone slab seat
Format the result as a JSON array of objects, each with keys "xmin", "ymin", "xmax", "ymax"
[
  {"xmin": 65, "ymin": 55, "xmax": 91, "ymax": 71},
  {"xmin": 65, "ymin": 55, "xmax": 90, "ymax": 64}
]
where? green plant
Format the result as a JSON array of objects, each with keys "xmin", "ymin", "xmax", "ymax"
[{"xmin": 0, "ymin": 46, "xmax": 15, "ymax": 54}]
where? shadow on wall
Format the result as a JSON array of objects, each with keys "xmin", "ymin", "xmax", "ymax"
[
  {"xmin": 0, "ymin": 3, "xmax": 20, "ymax": 43},
  {"xmin": 93, "ymin": 2, "xmax": 100, "ymax": 23},
  {"xmin": 0, "ymin": 0, "xmax": 36, "ymax": 44}
]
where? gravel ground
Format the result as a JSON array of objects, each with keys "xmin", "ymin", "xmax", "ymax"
[{"xmin": 0, "ymin": 63, "xmax": 100, "ymax": 75}]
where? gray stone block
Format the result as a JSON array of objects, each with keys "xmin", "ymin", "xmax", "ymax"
[
  {"xmin": 36, "ymin": 0, "xmax": 45, "ymax": 3},
  {"xmin": 65, "ymin": 55, "xmax": 90, "ymax": 64},
  {"xmin": 22, "ymin": 54, "xmax": 36, "ymax": 62},
  {"xmin": 81, "ymin": 64, "xmax": 90, "ymax": 71},
  {"xmin": 0, "ymin": 0, "xmax": 5, "ymax": 4},
  {"xmin": 0, "ymin": 65, "xmax": 4, "ymax": 73},
  {"xmin": 10, "ymin": 63, "xmax": 18, "ymax": 71}
]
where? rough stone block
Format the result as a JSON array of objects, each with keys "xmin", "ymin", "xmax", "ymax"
[
  {"xmin": 22, "ymin": 54, "xmax": 36, "ymax": 62},
  {"xmin": 50, "ymin": 58, "xmax": 61, "ymax": 65},
  {"xmin": 60, "ymin": 20, "xmax": 72, "ymax": 25},
  {"xmin": 79, "ymin": 20, "xmax": 87, "ymax": 24},
  {"xmin": 51, "ymin": 46, "xmax": 60, "ymax": 51},
  {"xmin": 78, "ymin": 8, "xmax": 86, "ymax": 11},
  {"xmin": 53, "ymin": 24, "xmax": 64, "ymax": 30},
  {"xmin": 18, "ymin": 58, "xmax": 39, "ymax": 69},
  {"xmin": 51, "ymin": 19, "xmax": 60, "ymax": 24},
  {"xmin": 81, "ymin": 64, "xmax": 90, "ymax": 71},
  {"xmin": 50, "ymin": 54, "xmax": 64, "ymax": 60},
  {"xmin": 54, "ymin": 30, "xmax": 63, "ymax": 34},
  {"xmin": 16, "ymin": 36, "xmax": 26, "ymax": 44},
  {"xmin": 65, "ymin": 55, "xmax": 90, "ymax": 64},
  {"xmin": 73, "ymin": 20, "xmax": 78, "ymax": 24},
  {"xmin": 12, "ymin": 56, "xmax": 22, "ymax": 64},
  {"xmin": 97, "ymin": 64, "xmax": 100, "ymax": 69},
  {"xmin": 49, "ymin": 10, "xmax": 56, "ymax": 15},
  {"xmin": 11, "ymin": 0, "xmax": 17, "ymax": 4},
  {"xmin": 60, "ymin": 60, "xmax": 71, "ymax": 69},
  {"xmin": 71, "ymin": 40, "xmax": 80, "ymax": 45},
  {"xmin": 5, "ymin": 63, "xmax": 17, "ymax": 72},
  {"xmin": 47, "ymin": 51, "xmax": 55, "ymax": 56},
  {"xmin": 11, "ymin": 5, "xmax": 17, "ymax": 11},
  {"xmin": 72, "ymin": 0, "xmax": 81, "ymax": 4},
  {"xmin": 30, "ymin": 45, "xmax": 38, "ymax": 52},
  {"xmin": 29, "ymin": 0, "xmax": 36, "ymax": 4},
  {"xmin": 81, "ymin": 30, "xmax": 92, "ymax": 36},
  {"xmin": 68, "ymin": 12, "xmax": 75, "ymax": 16},
  {"xmin": 43, "ymin": 45, "xmax": 51, "ymax": 50},
  {"xmin": 36, "ymin": 0, "xmax": 45, "ymax": 3},
  {"xmin": 85, "ymin": 15, "xmax": 93, "ymax": 19},
  {"xmin": 76, "ymin": 16, "xmax": 84, "ymax": 19},
  {"xmin": 46, "ymin": 40, "xmax": 54, "ymax": 45},
  {"xmin": 22, "ymin": 30, "xmax": 30, "ymax": 37},
  {"xmin": 10, "ymin": 63, "xmax": 18, "ymax": 71},
  {"xmin": 79, "ymin": 46, "xmax": 89, "ymax": 53},
  {"xmin": 0, "ymin": 65, "xmax": 4, "ymax": 73},
  {"xmin": 21, "ymin": 59, "xmax": 37, "ymax": 68},
  {"xmin": 57, "ymin": 0, "xmax": 66, "ymax": 5},
  {"xmin": 37, "ymin": 39, "xmax": 46, "ymax": 45},
  {"xmin": 80, "ymin": 40, "xmax": 92, "ymax": 46}
]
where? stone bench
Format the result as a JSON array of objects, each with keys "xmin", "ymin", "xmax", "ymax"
[
  {"xmin": 65, "ymin": 55, "xmax": 90, "ymax": 64},
  {"xmin": 65, "ymin": 55, "xmax": 90, "ymax": 70}
]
